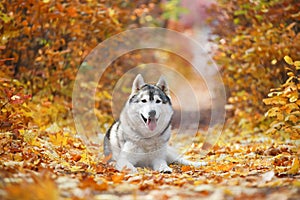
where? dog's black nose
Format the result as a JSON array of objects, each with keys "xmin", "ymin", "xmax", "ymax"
[{"xmin": 148, "ymin": 110, "xmax": 156, "ymax": 118}]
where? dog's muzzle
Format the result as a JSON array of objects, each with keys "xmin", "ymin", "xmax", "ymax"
[{"xmin": 141, "ymin": 110, "xmax": 157, "ymax": 131}]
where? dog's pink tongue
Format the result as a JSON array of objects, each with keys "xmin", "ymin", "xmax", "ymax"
[{"xmin": 147, "ymin": 118, "xmax": 157, "ymax": 131}]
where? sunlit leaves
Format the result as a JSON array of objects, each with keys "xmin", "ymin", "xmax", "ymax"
[
  {"xmin": 209, "ymin": 0, "xmax": 300, "ymax": 136},
  {"xmin": 264, "ymin": 56, "xmax": 300, "ymax": 140},
  {"xmin": 294, "ymin": 61, "xmax": 300, "ymax": 69},
  {"xmin": 287, "ymin": 156, "xmax": 299, "ymax": 175},
  {"xmin": 1, "ymin": 0, "xmax": 299, "ymax": 199},
  {"xmin": 49, "ymin": 132, "xmax": 68, "ymax": 147},
  {"xmin": 0, "ymin": 79, "xmax": 32, "ymax": 133},
  {"xmin": 284, "ymin": 55, "xmax": 294, "ymax": 65},
  {"xmin": 1, "ymin": 123, "xmax": 300, "ymax": 199},
  {"xmin": 0, "ymin": 0, "xmax": 162, "ymax": 132},
  {"xmin": 4, "ymin": 174, "xmax": 59, "ymax": 200}
]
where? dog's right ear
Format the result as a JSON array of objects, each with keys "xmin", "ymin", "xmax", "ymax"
[{"xmin": 131, "ymin": 74, "xmax": 145, "ymax": 95}]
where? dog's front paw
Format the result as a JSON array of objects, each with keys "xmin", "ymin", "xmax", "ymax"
[
  {"xmin": 159, "ymin": 165, "xmax": 173, "ymax": 174},
  {"xmin": 155, "ymin": 164, "xmax": 172, "ymax": 173},
  {"xmin": 116, "ymin": 161, "xmax": 137, "ymax": 173},
  {"xmin": 153, "ymin": 159, "xmax": 173, "ymax": 173}
]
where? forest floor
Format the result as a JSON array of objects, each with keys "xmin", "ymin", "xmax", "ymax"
[{"xmin": 1, "ymin": 124, "xmax": 299, "ymax": 200}]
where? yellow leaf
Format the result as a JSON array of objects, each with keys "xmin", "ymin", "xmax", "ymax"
[
  {"xmin": 265, "ymin": 107, "xmax": 282, "ymax": 119},
  {"xmin": 263, "ymin": 97, "xmax": 287, "ymax": 105},
  {"xmin": 49, "ymin": 132, "xmax": 68, "ymax": 146},
  {"xmin": 287, "ymin": 156, "xmax": 299, "ymax": 175},
  {"xmin": 284, "ymin": 55, "xmax": 294, "ymax": 65},
  {"xmin": 289, "ymin": 95, "xmax": 298, "ymax": 103},
  {"xmin": 294, "ymin": 61, "xmax": 300, "ymax": 69},
  {"xmin": 271, "ymin": 59, "xmax": 277, "ymax": 65},
  {"xmin": 287, "ymin": 72, "xmax": 295, "ymax": 77}
]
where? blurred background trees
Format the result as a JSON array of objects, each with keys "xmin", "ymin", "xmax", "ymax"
[
  {"xmin": 209, "ymin": 0, "xmax": 300, "ymax": 140},
  {"xmin": 1, "ymin": 0, "xmax": 299, "ymax": 141},
  {"xmin": 0, "ymin": 0, "xmax": 165, "ymax": 132}
]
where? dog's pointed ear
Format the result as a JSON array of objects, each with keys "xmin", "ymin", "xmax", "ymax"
[
  {"xmin": 156, "ymin": 76, "xmax": 169, "ymax": 95},
  {"xmin": 131, "ymin": 74, "xmax": 145, "ymax": 94}
]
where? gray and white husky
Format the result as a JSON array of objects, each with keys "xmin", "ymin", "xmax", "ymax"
[{"xmin": 104, "ymin": 74, "xmax": 205, "ymax": 173}]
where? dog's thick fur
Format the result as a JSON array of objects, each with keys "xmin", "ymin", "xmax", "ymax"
[{"xmin": 104, "ymin": 74, "xmax": 204, "ymax": 173}]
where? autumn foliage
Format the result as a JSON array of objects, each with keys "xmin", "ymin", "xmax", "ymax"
[
  {"xmin": 1, "ymin": 0, "xmax": 300, "ymax": 199},
  {"xmin": 264, "ymin": 56, "xmax": 300, "ymax": 140},
  {"xmin": 0, "ymin": 0, "xmax": 163, "ymax": 132},
  {"xmin": 209, "ymin": 0, "xmax": 300, "ymax": 139}
]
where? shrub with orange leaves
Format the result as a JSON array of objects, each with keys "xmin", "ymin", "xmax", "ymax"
[
  {"xmin": 1, "ymin": 0, "xmax": 162, "ymax": 95},
  {"xmin": 0, "ymin": 0, "xmax": 163, "ymax": 130},
  {"xmin": 0, "ymin": 57, "xmax": 32, "ymax": 133},
  {"xmin": 208, "ymin": 0, "xmax": 300, "ymax": 136},
  {"xmin": 263, "ymin": 56, "xmax": 300, "ymax": 140}
]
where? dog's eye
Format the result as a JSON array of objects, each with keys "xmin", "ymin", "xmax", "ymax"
[
  {"xmin": 156, "ymin": 99, "xmax": 161, "ymax": 103},
  {"xmin": 141, "ymin": 99, "xmax": 147, "ymax": 103}
]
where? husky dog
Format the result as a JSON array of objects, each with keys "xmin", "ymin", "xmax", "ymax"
[{"xmin": 104, "ymin": 74, "xmax": 204, "ymax": 173}]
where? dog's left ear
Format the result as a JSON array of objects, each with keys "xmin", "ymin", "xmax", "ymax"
[
  {"xmin": 131, "ymin": 74, "xmax": 145, "ymax": 95},
  {"xmin": 156, "ymin": 76, "xmax": 169, "ymax": 95}
]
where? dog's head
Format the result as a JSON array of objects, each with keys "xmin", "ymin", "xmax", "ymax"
[{"xmin": 125, "ymin": 74, "xmax": 173, "ymax": 137}]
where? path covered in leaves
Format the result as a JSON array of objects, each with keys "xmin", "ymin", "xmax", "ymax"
[{"xmin": 1, "ymin": 126, "xmax": 299, "ymax": 200}]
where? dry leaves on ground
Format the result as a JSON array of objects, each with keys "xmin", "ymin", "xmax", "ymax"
[{"xmin": 0, "ymin": 125, "xmax": 299, "ymax": 200}]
